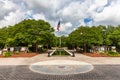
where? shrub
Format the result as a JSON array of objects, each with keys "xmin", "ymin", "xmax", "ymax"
[
  {"xmin": 3, "ymin": 52, "xmax": 12, "ymax": 57},
  {"xmin": 100, "ymin": 52, "xmax": 105, "ymax": 55},
  {"xmin": 107, "ymin": 51, "xmax": 119, "ymax": 56},
  {"xmin": 15, "ymin": 51, "xmax": 20, "ymax": 54}
]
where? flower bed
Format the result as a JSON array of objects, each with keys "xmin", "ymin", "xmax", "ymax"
[
  {"xmin": 0, "ymin": 52, "xmax": 38, "ymax": 58},
  {"xmin": 84, "ymin": 52, "xmax": 120, "ymax": 57},
  {"xmin": 84, "ymin": 53, "xmax": 107, "ymax": 57}
]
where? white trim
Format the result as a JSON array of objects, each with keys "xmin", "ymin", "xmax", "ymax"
[
  {"xmin": 64, "ymin": 49, "xmax": 73, "ymax": 56},
  {"xmin": 49, "ymin": 49, "xmax": 56, "ymax": 56}
]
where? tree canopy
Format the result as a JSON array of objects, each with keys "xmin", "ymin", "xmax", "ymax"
[
  {"xmin": 0, "ymin": 19, "xmax": 120, "ymax": 52},
  {"xmin": 0, "ymin": 19, "xmax": 55, "ymax": 51},
  {"xmin": 67, "ymin": 25, "xmax": 120, "ymax": 51}
]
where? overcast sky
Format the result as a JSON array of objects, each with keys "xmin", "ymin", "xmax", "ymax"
[{"xmin": 0, "ymin": 0, "xmax": 120, "ymax": 36}]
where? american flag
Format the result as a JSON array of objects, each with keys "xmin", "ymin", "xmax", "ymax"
[{"xmin": 57, "ymin": 20, "xmax": 60, "ymax": 31}]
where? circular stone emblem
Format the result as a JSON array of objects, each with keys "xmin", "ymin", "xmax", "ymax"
[{"xmin": 29, "ymin": 60, "xmax": 94, "ymax": 75}]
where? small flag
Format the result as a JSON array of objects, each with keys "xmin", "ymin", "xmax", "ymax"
[{"xmin": 57, "ymin": 20, "xmax": 60, "ymax": 31}]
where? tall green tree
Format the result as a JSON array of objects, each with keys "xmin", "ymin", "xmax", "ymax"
[
  {"xmin": 5, "ymin": 19, "xmax": 55, "ymax": 52},
  {"xmin": 108, "ymin": 25, "xmax": 120, "ymax": 46},
  {"xmin": 0, "ymin": 27, "xmax": 7, "ymax": 48},
  {"xmin": 68, "ymin": 26, "xmax": 103, "ymax": 52}
]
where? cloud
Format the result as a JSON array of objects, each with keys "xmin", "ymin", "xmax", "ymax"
[
  {"xmin": 60, "ymin": 22, "xmax": 72, "ymax": 32},
  {"xmin": 0, "ymin": 0, "xmax": 120, "ymax": 36},
  {"xmin": 94, "ymin": 0, "xmax": 120, "ymax": 25},
  {"xmin": 0, "ymin": 0, "xmax": 16, "ymax": 19},
  {"xmin": 33, "ymin": 13, "xmax": 46, "ymax": 20},
  {"xmin": 0, "ymin": 0, "xmax": 29, "ymax": 27},
  {"xmin": 0, "ymin": 10, "xmax": 26, "ymax": 27},
  {"xmin": 57, "ymin": 0, "xmax": 89, "ymax": 23}
]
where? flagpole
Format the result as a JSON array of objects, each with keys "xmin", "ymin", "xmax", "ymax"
[
  {"xmin": 57, "ymin": 20, "xmax": 61, "ymax": 48},
  {"xmin": 60, "ymin": 35, "xmax": 61, "ymax": 55},
  {"xmin": 57, "ymin": 20, "xmax": 61, "ymax": 55},
  {"xmin": 59, "ymin": 34, "xmax": 61, "ymax": 48},
  {"xmin": 59, "ymin": 32, "xmax": 62, "ymax": 56}
]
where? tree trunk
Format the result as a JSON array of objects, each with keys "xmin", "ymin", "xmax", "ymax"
[
  {"xmin": 32, "ymin": 43, "xmax": 38, "ymax": 52},
  {"xmin": 35, "ymin": 43, "xmax": 38, "ymax": 52},
  {"xmin": 84, "ymin": 43, "xmax": 87, "ymax": 53}
]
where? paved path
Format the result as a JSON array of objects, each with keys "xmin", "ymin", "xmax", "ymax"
[
  {"xmin": 0, "ymin": 53, "xmax": 120, "ymax": 65},
  {"xmin": 0, "ymin": 52, "xmax": 120, "ymax": 80}
]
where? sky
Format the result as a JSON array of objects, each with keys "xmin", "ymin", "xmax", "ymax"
[{"xmin": 0, "ymin": 0, "xmax": 120, "ymax": 36}]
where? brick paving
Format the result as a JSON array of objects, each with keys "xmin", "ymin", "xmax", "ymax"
[{"xmin": 0, "ymin": 65, "xmax": 120, "ymax": 80}]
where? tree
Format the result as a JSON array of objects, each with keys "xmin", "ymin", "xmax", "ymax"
[
  {"xmin": 68, "ymin": 26, "xmax": 103, "ymax": 52},
  {"xmin": 5, "ymin": 19, "xmax": 55, "ymax": 52},
  {"xmin": 108, "ymin": 26, "xmax": 120, "ymax": 46},
  {"xmin": 0, "ymin": 28, "xmax": 7, "ymax": 49}
]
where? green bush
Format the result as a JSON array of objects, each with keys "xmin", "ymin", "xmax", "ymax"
[
  {"xmin": 3, "ymin": 52, "xmax": 12, "ymax": 57},
  {"xmin": 100, "ymin": 52, "xmax": 105, "ymax": 55},
  {"xmin": 107, "ymin": 51, "xmax": 119, "ymax": 56},
  {"xmin": 15, "ymin": 51, "xmax": 20, "ymax": 54}
]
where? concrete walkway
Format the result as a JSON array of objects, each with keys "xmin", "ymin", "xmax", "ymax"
[{"xmin": 0, "ymin": 52, "xmax": 120, "ymax": 65}]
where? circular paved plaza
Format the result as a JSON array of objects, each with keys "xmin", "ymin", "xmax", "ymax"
[{"xmin": 29, "ymin": 60, "xmax": 94, "ymax": 75}]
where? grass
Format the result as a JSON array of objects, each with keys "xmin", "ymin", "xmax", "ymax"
[{"xmin": 53, "ymin": 50, "xmax": 69, "ymax": 56}]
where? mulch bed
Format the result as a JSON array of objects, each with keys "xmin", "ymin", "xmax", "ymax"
[
  {"xmin": 0, "ymin": 53, "xmax": 38, "ymax": 58},
  {"xmin": 84, "ymin": 53, "xmax": 109, "ymax": 57}
]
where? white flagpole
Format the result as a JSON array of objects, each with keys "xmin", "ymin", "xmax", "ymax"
[
  {"xmin": 59, "ymin": 34, "xmax": 61, "ymax": 55},
  {"xmin": 59, "ymin": 34, "xmax": 61, "ymax": 48},
  {"xmin": 57, "ymin": 20, "xmax": 61, "ymax": 48}
]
